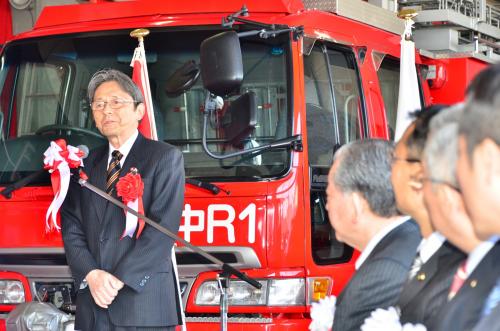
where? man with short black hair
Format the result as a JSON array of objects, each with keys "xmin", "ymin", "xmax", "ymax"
[
  {"xmin": 397, "ymin": 105, "xmax": 469, "ymax": 326},
  {"xmin": 327, "ymin": 139, "xmax": 420, "ymax": 331}
]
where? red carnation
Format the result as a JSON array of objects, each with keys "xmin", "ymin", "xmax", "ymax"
[{"xmin": 116, "ymin": 172, "xmax": 144, "ymax": 204}]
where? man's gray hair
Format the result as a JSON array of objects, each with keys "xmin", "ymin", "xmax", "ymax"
[
  {"xmin": 424, "ymin": 104, "xmax": 464, "ymax": 189},
  {"xmin": 87, "ymin": 69, "xmax": 144, "ymax": 104},
  {"xmin": 332, "ymin": 139, "xmax": 397, "ymax": 217}
]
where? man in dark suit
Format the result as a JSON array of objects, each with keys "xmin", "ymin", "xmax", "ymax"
[
  {"xmin": 326, "ymin": 139, "xmax": 421, "ymax": 331},
  {"xmin": 61, "ymin": 69, "xmax": 184, "ymax": 330},
  {"xmin": 474, "ymin": 298, "xmax": 500, "ymax": 331},
  {"xmin": 449, "ymin": 63, "xmax": 500, "ymax": 331},
  {"xmin": 397, "ymin": 106, "xmax": 471, "ymax": 326}
]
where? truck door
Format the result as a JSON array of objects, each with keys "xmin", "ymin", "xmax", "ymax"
[{"xmin": 304, "ymin": 41, "xmax": 366, "ymax": 292}]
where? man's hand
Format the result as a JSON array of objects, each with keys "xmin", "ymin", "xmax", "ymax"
[{"xmin": 85, "ymin": 269, "xmax": 124, "ymax": 308}]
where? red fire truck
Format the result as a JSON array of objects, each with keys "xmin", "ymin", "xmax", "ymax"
[{"xmin": 0, "ymin": 0, "xmax": 492, "ymax": 330}]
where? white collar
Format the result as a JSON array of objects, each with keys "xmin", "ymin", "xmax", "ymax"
[
  {"xmin": 107, "ymin": 129, "xmax": 139, "ymax": 167},
  {"xmin": 417, "ymin": 232, "xmax": 446, "ymax": 264},
  {"xmin": 355, "ymin": 216, "xmax": 409, "ymax": 270},
  {"xmin": 465, "ymin": 236, "xmax": 499, "ymax": 276}
]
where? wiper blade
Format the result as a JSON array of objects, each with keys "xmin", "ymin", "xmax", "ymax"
[
  {"xmin": 0, "ymin": 169, "xmax": 45, "ymax": 199},
  {"xmin": 186, "ymin": 178, "xmax": 230, "ymax": 195}
]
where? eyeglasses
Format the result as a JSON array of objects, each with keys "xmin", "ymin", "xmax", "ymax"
[
  {"xmin": 422, "ymin": 177, "xmax": 461, "ymax": 193},
  {"xmin": 392, "ymin": 156, "xmax": 421, "ymax": 164},
  {"xmin": 90, "ymin": 98, "xmax": 137, "ymax": 111}
]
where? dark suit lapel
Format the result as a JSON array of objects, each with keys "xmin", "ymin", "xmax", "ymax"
[
  {"xmin": 119, "ymin": 134, "xmax": 145, "ymax": 179},
  {"xmin": 399, "ymin": 247, "xmax": 440, "ymax": 309},
  {"xmin": 338, "ymin": 221, "xmax": 409, "ymax": 307},
  {"xmin": 447, "ymin": 242, "xmax": 500, "ymax": 329},
  {"xmin": 456, "ymin": 243, "xmax": 500, "ymax": 300},
  {"xmin": 89, "ymin": 146, "xmax": 109, "ymax": 224}
]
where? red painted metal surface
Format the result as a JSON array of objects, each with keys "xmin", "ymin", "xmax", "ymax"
[
  {"xmin": 424, "ymin": 57, "xmax": 488, "ymax": 105},
  {"xmin": 0, "ymin": 0, "xmax": 12, "ymax": 45}
]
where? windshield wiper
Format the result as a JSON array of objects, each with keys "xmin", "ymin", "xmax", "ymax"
[
  {"xmin": 0, "ymin": 169, "xmax": 46, "ymax": 199},
  {"xmin": 186, "ymin": 178, "xmax": 230, "ymax": 195}
]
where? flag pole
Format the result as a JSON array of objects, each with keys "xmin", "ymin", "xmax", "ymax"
[{"xmin": 130, "ymin": 28, "xmax": 186, "ymax": 330}]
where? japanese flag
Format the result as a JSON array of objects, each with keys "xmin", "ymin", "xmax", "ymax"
[
  {"xmin": 394, "ymin": 19, "xmax": 421, "ymax": 141},
  {"xmin": 131, "ymin": 38, "xmax": 186, "ymax": 330}
]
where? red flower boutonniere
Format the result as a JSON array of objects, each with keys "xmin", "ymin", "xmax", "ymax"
[{"xmin": 116, "ymin": 168, "xmax": 145, "ymax": 239}]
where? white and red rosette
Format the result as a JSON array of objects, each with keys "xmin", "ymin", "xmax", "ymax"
[
  {"xmin": 43, "ymin": 139, "xmax": 84, "ymax": 233},
  {"xmin": 116, "ymin": 169, "xmax": 145, "ymax": 239}
]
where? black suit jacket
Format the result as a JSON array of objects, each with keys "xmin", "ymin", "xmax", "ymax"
[
  {"xmin": 398, "ymin": 240, "xmax": 466, "ymax": 326},
  {"xmin": 332, "ymin": 220, "xmax": 421, "ymax": 331},
  {"xmin": 429, "ymin": 241, "xmax": 500, "ymax": 331},
  {"xmin": 473, "ymin": 302, "xmax": 500, "ymax": 331},
  {"xmin": 61, "ymin": 134, "xmax": 185, "ymax": 330}
]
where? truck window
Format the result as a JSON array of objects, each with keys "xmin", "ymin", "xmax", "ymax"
[
  {"xmin": 310, "ymin": 191, "xmax": 353, "ymax": 265},
  {"xmin": 0, "ymin": 29, "xmax": 292, "ymax": 185},
  {"xmin": 376, "ymin": 56, "xmax": 424, "ymax": 140},
  {"xmin": 16, "ymin": 63, "xmax": 67, "ymax": 135},
  {"xmin": 328, "ymin": 49, "xmax": 363, "ymax": 145},
  {"xmin": 304, "ymin": 45, "xmax": 337, "ymax": 167},
  {"xmin": 376, "ymin": 57, "xmax": 400, "ymax": 140},
  {"xmin": 304, "ymin": 42, "xmax": 361, "ymax": 266},
  {"xmin": 304, "ymin": 43, "xmax": 364, "ymax": 168}
]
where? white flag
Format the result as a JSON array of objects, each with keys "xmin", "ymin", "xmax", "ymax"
[{"xmin": 394, "ymin": 19, "xmax": 421, "ymax": 141}]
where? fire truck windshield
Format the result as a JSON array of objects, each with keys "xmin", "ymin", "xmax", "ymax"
[{"xmin": 0, "ymin": 29, "xmax": 291, "ymax": 185}]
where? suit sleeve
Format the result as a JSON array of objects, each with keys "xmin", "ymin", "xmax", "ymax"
[
  {"xmin": 333, "ymin": 258, "xmax": 409, "ymax": 331},
  {"xmin": 113, "ymin": 147, "xmax": 185, "ymax": 292},
  {"xmin": 61, "ymin": 180, "xmax": 99, "ymax": 289}
]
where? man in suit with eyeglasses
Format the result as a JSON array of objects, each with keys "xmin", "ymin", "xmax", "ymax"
[{"xmin": 61, "ymin": 69, "xmax": 184, "ymax": 331}]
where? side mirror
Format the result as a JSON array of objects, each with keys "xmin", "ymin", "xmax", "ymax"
[
  {"xmin": 221, "ymin": 91, "xmax": 257, "ymax": 148},
  {"xmin": 200, "ymin": 31, "xmax": 243, "ymax": 96},
  {"xmin": 164, "ymin": 60, "xmax": 200, "ymax": 98}
]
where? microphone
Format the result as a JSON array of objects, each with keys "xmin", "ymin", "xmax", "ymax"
[
  {"xmin": 73, "ymin": 145, "xmax": 89, "ymax": 182},
  {"xmin": 76, "ymin": 145, "xmax": 90, "ymax": 160}
]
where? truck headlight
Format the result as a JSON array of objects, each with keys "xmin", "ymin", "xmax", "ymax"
[
  {"xmin": 196, "ymin": 280, "xmax": 267, "ymax": 306},
  {"xmin": 0, "ymin": 280, "xmax": 25, "ymax": 304},
  {"xmin": 268, "ymin": 278, "xmax": 305, "ymax": 306},
  {"xmin": 195, "ymin": 278, "xmax": 305, "ymax": 306}
]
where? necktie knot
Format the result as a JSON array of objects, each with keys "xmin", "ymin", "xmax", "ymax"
[{"xmin": 112, "ymin": 150, "xmax": 123, "ymax": 161}]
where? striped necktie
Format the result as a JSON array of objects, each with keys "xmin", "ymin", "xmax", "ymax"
[{"xmin": 106, "ymin": 150, "xmax": 123, "ymax": 194}]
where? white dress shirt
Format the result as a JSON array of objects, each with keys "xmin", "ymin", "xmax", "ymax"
[
  {"xmin": 465, "ymin": 236, "xmax": 499, "ymax": 277},
  {"xmin": 355, "ymin": 217, "xmax": 410, "ymax": 270},
  {"xmin": 107, "ymin": 129, "xmax": 139, "ymax": 168},
  {"xmin": 417, "ymin": 231, "xmax": 446, "ymax": 264}
]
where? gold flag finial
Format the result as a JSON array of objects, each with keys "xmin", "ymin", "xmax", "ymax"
[
  {"xmin": 130, "ymin": 28, "xmax": 150, "ymax": 43},
  {"xmin": 397, "ymin": 8, "xmax": 418, "ymax": 20}
]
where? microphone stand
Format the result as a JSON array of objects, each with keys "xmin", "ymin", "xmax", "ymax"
[{"xmin": 77, "ymin": 173, "xmax": 261, "ymax": 331}]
